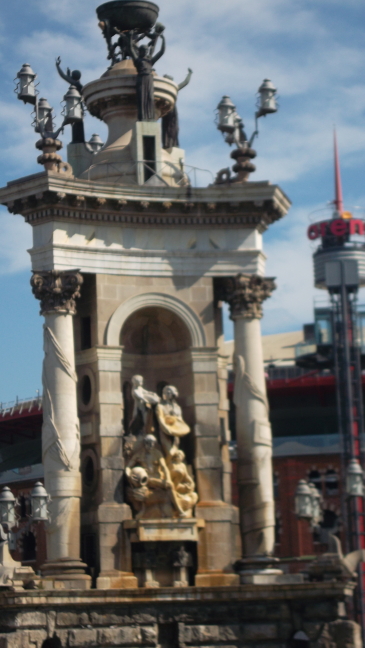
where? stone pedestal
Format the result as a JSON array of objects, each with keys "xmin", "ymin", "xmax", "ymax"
[{"xmin": 31, "ymin": 270, "xmax": 91, "ymax": 590}]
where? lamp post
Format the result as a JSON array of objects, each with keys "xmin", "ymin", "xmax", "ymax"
[
  {"xmin": 346, "ymin": 459, "xmax": 365, "ymax": 497},
  {"xmin": 30, "ymin": 482, "xmax": 51, "ymax": 523},
  {"xmin": 0, "ymin": 487, "xmax": 16, "ymax": 530},
  {"xmin": 15, "ymin": 63, "xmax": 83, "ymax": 140},
  {"xmin": 295, "ymin": 480, "xmax": 314, "ymax": 521},
  {"xmin": 215, "ymin": 78, "xmax": 278, "ymax": 150}
]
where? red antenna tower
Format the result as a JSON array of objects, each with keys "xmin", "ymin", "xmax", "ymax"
[{"xmin": 334, "ymin": 130, "xmax": 344, "ymax": 215}]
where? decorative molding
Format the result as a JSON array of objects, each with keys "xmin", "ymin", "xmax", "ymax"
[
  {"xmin": 106, "ymin": 292, "xmax": 206, "ymax": 348},
  {"xmin": 216, "ymin": 274, "xmax": 276, "ymax": 320},
  {"xmin": 31, "ymin": 269, "xmax": 83, "ymax": 315}
]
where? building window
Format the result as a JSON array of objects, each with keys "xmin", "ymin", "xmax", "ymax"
[
  {"xmin": 325, "ymin": 469, "xmax": 339, "ymax": 496},
  {"xmin": 81, "ymin": 316, "xmax": 92, "ymax": 350},
  {"xmin": 22, "ymin": 531, "xmax": 36, "ymax": 562},
  {"xmin": 313, "ymin": 509, "xmax": 339, "ymax": 544},
  {"xmin": 308, "ymin": 469, "xmax": 322, "ymax": 492}
]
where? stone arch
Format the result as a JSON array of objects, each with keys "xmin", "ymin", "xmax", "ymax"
[{"xmin": 106, "ymin": 293, "xmax": 206, "ymax": 348}]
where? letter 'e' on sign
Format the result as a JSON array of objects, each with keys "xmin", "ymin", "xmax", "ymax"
[{"xmin": 330, "ymin": 219, "xmax": 347, "ymax": 236}]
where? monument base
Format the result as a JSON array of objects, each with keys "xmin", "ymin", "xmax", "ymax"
[
  {"xmin": 96, "ymin": 571, "xmax": 138, "ymax": 590},
  {"xmin": 40, "ymin": 558, "xmax": 92, "ymax": 590}
]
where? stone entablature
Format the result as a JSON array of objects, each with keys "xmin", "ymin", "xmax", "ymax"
[{"xmin": 0, "ymin": 173, "xmax": 291, "ymax": 232}]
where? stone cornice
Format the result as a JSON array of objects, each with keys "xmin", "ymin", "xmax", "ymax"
[{"xmin": 0, "ymin": 172, "xmax": 291, "ymax": 232}]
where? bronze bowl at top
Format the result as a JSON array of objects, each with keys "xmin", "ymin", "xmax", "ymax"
[{"xmin": 97, "ymin": 0, "xmax": 159, "ymax": 32}]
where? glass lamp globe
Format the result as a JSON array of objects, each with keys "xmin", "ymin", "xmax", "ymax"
[
  {"xmin": 295, "ymin": 480, "xmax": 313, "ymax": 520},
  {"xmin": 257, "ymin": 79, "xmax": 278, "ymax": 117},
  {"xmin": 88, "ymin": 134, "xmax": 104, "ymax": 153},
  {"xmin": 0, "ymin": 486, "xmax": 16, "ymax": 528},
  {"xmin": 63, "ymin": 86, "xmax": 83, "ymax": 125},
  {"xmin": 216, "ymin": 96, "xmax": 237, "ymax": 134},
  {"xmin": 346, "ymin": 459, "xmax": 364, "ymax": 497},
  {"xmin": 36, "ymin": 98, "xmax": 53, "ymax": 133},
  {"xmin": 31, "ymin": 482, "xmax": 49, "ymax": 522},
  {"xmin": 16, "ymin": 63, "xmax": 37, "ymax": 105}
]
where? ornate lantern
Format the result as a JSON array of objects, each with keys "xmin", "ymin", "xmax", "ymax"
[
  {"xmin": 346, "ymin": 459, "xmax": 364, "ymax": 497},
  {"xmin": 308, "ymin": 482, "xmax": 323, "ymax": 525},
  {"xmin": 0, "ymin": 486, "xmax": 16, "ymax": 528},
  {"xmin": 216, "ymin": 96, "xmax": 238, "ymax": 134},
  {"xmin": 30, "ymin": 482, "xmax": 50, "ymax": 522},
  {"xmin": 88, "ymin": 133, "xmax": 104, "ymax": 153},
  {"xmin": 295, "ymin": 480, "xmax": 313, "ymax": 520},
  {"xmin": 257, "ymin": 79, "xmax": 278, "ymax": 118},
  {"xmin": 16, "ymin": 63, "xmax": 37, "ymax": 105},
  {"xmin": 62, "ymin": 86, "xmax": 83, "ymax": 125},
  {"xmin": 35, "ymin": 98, "xmax": 53, "ymax": 133}
]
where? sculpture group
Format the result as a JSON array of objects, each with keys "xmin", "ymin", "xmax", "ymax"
[{"xmin": 124, "ymin": 377, "xmax": 198, "ymax": 520}]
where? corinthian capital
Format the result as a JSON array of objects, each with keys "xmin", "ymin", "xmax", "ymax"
[
  {"xmin": 31, "ymin": 270, "xmax": 83, "ymax": 315},
  {"xmin": 217, "ymin": 274, "xmax": 276, "ymax": 320}
]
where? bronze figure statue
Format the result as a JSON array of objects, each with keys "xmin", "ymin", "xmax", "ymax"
[
  {"xmin": 162, "ymin": 69, "xmax": 192, "ymax": 149},
  {"xmin": 129, "ymin": 29, "xmax": 166, "ymax": 121},
  {"xmin": 55, "ymin": 57, "xmax": 85, "ymax": 144},
  {"xmin": 55, "ymin": 57, "xmax": 83, "ymax": 94}
]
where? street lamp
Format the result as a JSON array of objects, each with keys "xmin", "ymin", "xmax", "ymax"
[
  {"xmin": 30, "ymin": 482, "xmax": 50, "ymax": 522},
  {"xmin": 15, "ymin": 64, "xmax": 84, "ymax": 140},
  {"xmin": 215, "ymin": 78, "xmax": 278, "ymax": 150},
  {"xmin": 346, "ymin": 459, "xmax": 364, "ymax": 497},
  {"xmin": 0, "ymin": 487, "xmax": 16, "ymax": 529},
  {"xmin": 256, "ymin": 79, "xmax": 278, "ymax": 118},
  {"xmin": 62, "ymin": 86, "xmax": 83, "ymax": 125},
  {"xmin": 86, "ymin": 134, "xmax": 105, "ymax": 154},
  {"xmin": 15, "ymin": 63, "xmax": 37, "ymax": 105},
  {"xmin": 295, "ymin": 480, "xmax": 313, "ymax": 520}
]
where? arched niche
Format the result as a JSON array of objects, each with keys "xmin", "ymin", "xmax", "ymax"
[
  {"xmin": 119, "ymin": 305, "xmax": 196, "ymax": 461},
  {"xmin": 106, "ymin": 292, "xmax": 206, "ymax": 348}
]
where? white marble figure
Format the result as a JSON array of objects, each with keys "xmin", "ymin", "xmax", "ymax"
[{"xmin": 130, "ymin": 375, "xmax": 160, "ymax": 431}]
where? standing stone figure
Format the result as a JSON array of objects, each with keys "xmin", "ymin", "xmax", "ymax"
[
  {"xmin": 155, "ymin": 384, "xmax": 190, "ymax": 456},
  {"xmin": 129, "ymin": 31, "xmax": 166, "ymax": 121},
  {"xmin": 162, "ymin": 69, "xmax": 192, "ymax": 149}
]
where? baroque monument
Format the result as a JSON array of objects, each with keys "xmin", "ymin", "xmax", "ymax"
[{"xmin": 0, "ymin": 1, "xmax": 361, "ymax": 647}]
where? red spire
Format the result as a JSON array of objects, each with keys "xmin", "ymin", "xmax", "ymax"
[{"xmin": 334, "ymin": 130, "xmax": 344, "ymax": 215}]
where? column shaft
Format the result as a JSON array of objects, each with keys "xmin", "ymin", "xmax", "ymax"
[
  {"xmin": 234, "ymin": 316, "xmax": 275, "ymax": 556},
  {"xmin": 42, "ymin": 312, "xmax": 81, "ymax": 561}
]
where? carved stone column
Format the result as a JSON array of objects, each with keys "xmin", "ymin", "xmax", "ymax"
[
  {"xmin": 217, "ymin": 274, "xmax": 276, "ymax": 559},
  {"xmin": 31, "ymin": 270, "xmax": 91, "ymax": 589}
]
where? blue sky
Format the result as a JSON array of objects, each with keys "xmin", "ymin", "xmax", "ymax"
[{"xmin": 0, "ymin": 0, "xmax": 364, "ymax": 401}]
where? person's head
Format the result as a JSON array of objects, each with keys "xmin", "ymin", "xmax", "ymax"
[
  {"xmin": 144, "ymin": 434, "xmax": 156, "ymax": 450},
  {"xmin": 162, "ymin": 385, "xmax": 178, "ymax": 402},
  {"xmin": 171, "ymin": 449, "xmax": 185, "ymax": 463},
  {"xmin": 71, "ymin": 70, "xmax": 82, "ymax": 81},
  {"xmin": 132, "ymin": 375, "xmax": 143, "ymax": 388},
  {"xmin": 139, "ymin": 45, "xmax": 148, "ymax": 57}
]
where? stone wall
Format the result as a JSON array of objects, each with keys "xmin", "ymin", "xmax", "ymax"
[{"xmin": 0, "ymin": 583, "xmax": 361, "ymax": 648}]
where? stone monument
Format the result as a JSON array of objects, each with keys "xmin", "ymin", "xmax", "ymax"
[{"xmin": 0, "ymin": 0, "xmax": 361, "ymax": 646}]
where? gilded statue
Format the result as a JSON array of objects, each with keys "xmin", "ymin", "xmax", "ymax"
[
  {"xmin": 126, "ymin": 434, "xmax": 186, "ymax": 518},
  {"xmin": 156, "ymin": 385, "xmax": 190, "ymax": 456},
  {"xmin": 124, "ymin": 378, "xmax": 198, "ymax": 520}
]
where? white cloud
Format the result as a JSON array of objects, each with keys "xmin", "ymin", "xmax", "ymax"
[{"xmin": 0, "ymin": 211, "xmax": 32, "ymax": 274}]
